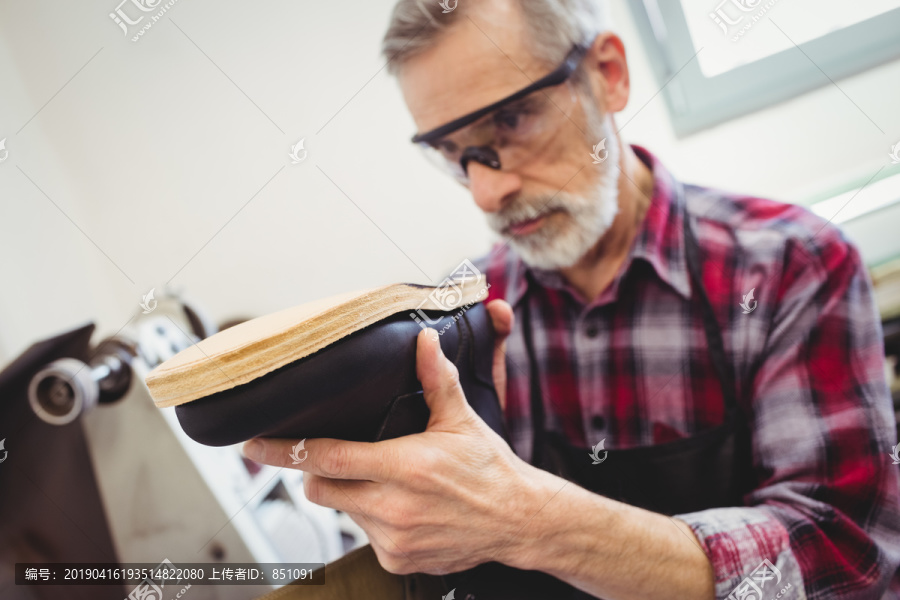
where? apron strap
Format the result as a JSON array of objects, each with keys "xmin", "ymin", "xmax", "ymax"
[{"xmin": 521, "ymin": 294, "xmax": 549, "ymax": 468}]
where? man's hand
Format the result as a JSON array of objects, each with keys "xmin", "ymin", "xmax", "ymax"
[
  {"xmin": 241, "ymin": 300, "xmax": 716, "ymax": 598},
  {"xmin": 242, "ymin": 299, "xmax": 546, "ymax": 575}
]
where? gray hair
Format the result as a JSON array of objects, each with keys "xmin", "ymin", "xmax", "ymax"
[{"xmin": 381, "ymin": 0, "xmax": 612, "ymax": 75}]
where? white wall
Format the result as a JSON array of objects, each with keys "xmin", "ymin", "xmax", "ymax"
[{"xmin": 1, "ymin": 0, "xmax": 898, "ymax": 366}]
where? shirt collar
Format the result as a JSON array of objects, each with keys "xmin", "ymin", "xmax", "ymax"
[{"xmin": 503, "ymin": 145, "xmax": 692, "ymax": 309}]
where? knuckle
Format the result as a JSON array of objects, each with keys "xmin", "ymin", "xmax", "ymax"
[
  {"xmin": 445, "ymin": 360, "xmax": 461, "ymax": 384},
  {"xmin": 380, "ymin": 555, "xmax": 403, "ymax": 574},
  {"xmin": 370, "ymin": 543, "xmax": 395, "ymax": 572},
  {"xmin": 320, "ymin": 445, "xmax": 352, "ymax": 478},
  {"xmin": 443, "ymin": 361, "xmax": 463, "ymax": 393}
]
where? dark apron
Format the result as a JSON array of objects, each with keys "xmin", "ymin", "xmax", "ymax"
[{"xmin": 440, "ymin": 212, "xmax": 756, "ymax": 599}]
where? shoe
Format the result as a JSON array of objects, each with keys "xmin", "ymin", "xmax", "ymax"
[{"xmin": 144, "ymin": 281, "xmax": 507, "ymax": 447}]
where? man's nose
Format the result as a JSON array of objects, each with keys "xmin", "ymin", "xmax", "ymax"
[{"xmin": 467, "ymin": 162, "xmax": 521, "ymax": 214}]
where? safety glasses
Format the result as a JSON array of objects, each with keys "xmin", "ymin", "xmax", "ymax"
[{"xmin": 411, "ymin": 43, "xmax": 590, "ymax": 184}]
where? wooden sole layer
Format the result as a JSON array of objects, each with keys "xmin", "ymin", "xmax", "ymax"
[{"xmin": 145, "ymin": 280, "xmax": 489, "ymax": 408}]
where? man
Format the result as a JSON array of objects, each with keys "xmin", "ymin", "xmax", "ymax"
[{"xmin": 242, "ymin": 0, "xmax": 900, "ymax": 597}]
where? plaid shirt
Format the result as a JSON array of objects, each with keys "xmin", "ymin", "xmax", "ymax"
[{"xmin": 473, "ymin": 146, "xmax": 900, "ymax": 599}]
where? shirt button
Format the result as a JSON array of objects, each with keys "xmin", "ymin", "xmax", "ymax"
[
  {"xmin": 592, "ymin": 415, "xmax": 606, "ymax": 430},
  {"xmin": 585, "ymin": 323, "xmax": 600, "ymax": 338}
]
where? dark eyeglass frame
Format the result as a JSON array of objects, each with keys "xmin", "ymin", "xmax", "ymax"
[{"xmin": 410, "ymin": 42, "xmax": 590, "ymax": 146}]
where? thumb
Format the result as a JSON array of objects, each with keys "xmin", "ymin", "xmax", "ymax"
[
  {"xmin": 415, "ymin": 327, "xmax": 468, "ymax": 426},
  {"xmin": 486, "ymin": 299, "xmax": 513, "ymax": 411}
]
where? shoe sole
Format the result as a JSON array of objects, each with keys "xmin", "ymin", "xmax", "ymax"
[{"xmin": 145, "ymin": 281, "xmax": 490, "ymax": 408}]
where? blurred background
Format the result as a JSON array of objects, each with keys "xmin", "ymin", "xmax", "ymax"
[{"xmin": 1, "ymin": 0, "xmax": 899, "ymax": 598}]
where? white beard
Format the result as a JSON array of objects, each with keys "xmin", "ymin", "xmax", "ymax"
[{"xmin": 486, "ymin": 108, "xmax": 621, "ymax": 271}]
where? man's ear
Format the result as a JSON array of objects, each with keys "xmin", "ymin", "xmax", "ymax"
[{"xmin": 584, "ymin": 33, "xmax": 630, "ymax": 114}]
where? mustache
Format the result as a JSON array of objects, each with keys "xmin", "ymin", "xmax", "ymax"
[{"xmin": 487, "ymin": 195, "xmax": 568, "ymax": 233}]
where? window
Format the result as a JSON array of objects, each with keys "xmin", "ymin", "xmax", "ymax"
[{"xmin": 626, "ymin": 0, "xmax": 900, "ymax": 135}]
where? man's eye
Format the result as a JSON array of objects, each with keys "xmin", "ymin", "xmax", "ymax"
[
  {"xmin": 494, "ymin": 109, "xmax": 523, "ymax": 131},
  {"xmin": 435, "ymin": 140, "xmax": 458, "ymax": 154}
]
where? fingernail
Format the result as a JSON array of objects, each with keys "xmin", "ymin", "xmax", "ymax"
[{"xmin": 243, "ymin": 439, "xmax": 264, "ymax": 461}]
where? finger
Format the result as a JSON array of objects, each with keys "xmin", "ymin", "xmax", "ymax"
[
  {"xmin": 486, "ymin": 299, "xmax": 514, "ymax": 338},
  {"xmin": 486, "ymin": 299, "xmax": 513, "ymax": 411},
  {"xmin": 242, "ymin": 437, "xmax": 395, "ymax": 482},
  {"xmin": 415, "ymin": 328, "xmax": 469, "ymax": 424},
  {"xmin": 415, "ymin": 327, "xmax": 475, "ymax": 425},
  {"xmin": 302, "ymin": 473, "xmax": 375, "ymax": 513}
]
